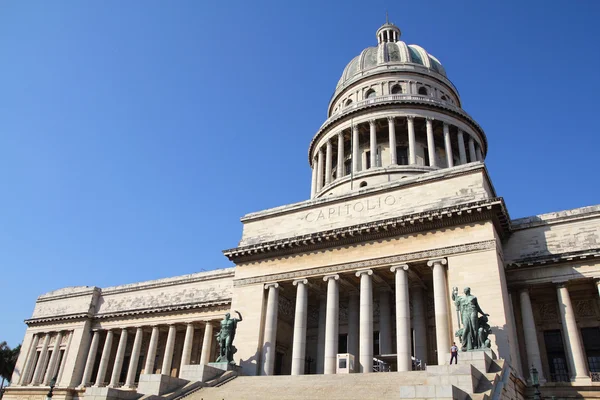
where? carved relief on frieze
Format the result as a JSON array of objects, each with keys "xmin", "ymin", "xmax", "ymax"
[
  {"xmin": 278, "ymin": 295, "xmax": 295, "ymax": 322},
  {"xmin": 339, "ymin": 303, "xmax": 348, "ymax": 323},
  {"xmin": 538, "ymin": 302, "xmax": 559, "ymax": 321},
  {"xmin": 308, "ymin": 305, "xmax": 320, "ymax": 326},
  {"xmin": 574, "ymin": 299, "xmax": 596, "ymax": 318}
]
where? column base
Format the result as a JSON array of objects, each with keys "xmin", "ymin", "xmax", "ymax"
[{"xmin": 571, "ymin": 376, "xmax": 593, "ymax": 385}]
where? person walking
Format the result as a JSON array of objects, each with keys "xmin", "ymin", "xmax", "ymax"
[{"xmin": 450, "ymin": 342, "xmax": 458, "ymax": 364}]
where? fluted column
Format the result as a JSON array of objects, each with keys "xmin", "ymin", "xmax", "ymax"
[
  {"xmin": 356, "ymin": 269, "xmax": 373, "ymax": 373},
  {"xmin": 443, "ymin": 123, "xmax": 453, "ymax": 168},
  {"xmin": 337, "ymin": 132, "xmax": 345, "ymax": 179},
  {"xmin": 426, "ymin": 118, "xmax": 436, "ymax": 167},
  {"xmin": 291, "ymin": 279, "xmax": 308, "ymax": 375},
  {"xmin": 391, "ymin": 265, "xmax": 411, "ymax": 371},
  {"xmin": 519, "ymin": 288, "xmax": 545, "ymax": 384},
  {"xmin": 316, "ymin": 149, "xmax": 324, "ymax": 191},
  {"xmin": 80, "ymin": 331, "xmax": 100, "ymax": 387},
  {"xmin": 200, "ymin": 322, "xmax": 214, "ymax": 365},
  {"xmin": 316, "ymin": 296, "xmax": 326, "ymax": 374},
  {"xmin": 109, "ymin": 328, "xmax": 128, "ymax": 387},
  {"xmin": 161, "ymin": 325, "xmax": 177, "ymax": 376},
  {"xmin": 407, "ymin": 116, "xmax": 416, "ymax": 165},
  {"xmin": 144, "ymin": 326, "xmax": 159, "ymax": 374},
  {"xmin": 31, "ymin": 333, "xmax": 50, "ymax": 385},
  {"xmin": 181, "ymin": 323, "xmax": 195, "ymax": 366},
  {"xmin": 352, "ymin": 125, "xmax": 359, "ymax": 173},
  {"xmin": 44, "ymin": 331, "xmax": 64, "ymax": 384},
  {"xmin": 310, "ymin": 161, "xmax": 317, "ymax": 198},
  {"xmin": 124, "ymin": 327, "xmax": 144, "ymax": 388},
  {"xmin": 348, "ymin": 291, "xmax": 359, "ymax": 360},
  {"xmin": 427, "ymin": 258, "xmax": 450, "ymax": 365},
  {"xmin": 378, "ymin": 289, "xmax": 392, "ymax": 355},
  {"xmin": 412, "ymin": 286, "xmax": 428, "ymax": 365},
  {"xmin": 557, "ymin": 283, "xmax": 589, "ymax": 381},
  {"xmin": 20, "ymin": 334, "xmax": 40, "ymax": 385},
  {"xmin": 388, "ymin": 117, "xmax": 397, "ymax": 165},
  {"xmin": 369, "ymin": 120, "xmax": 377, "ymax": 169},
  {"xmin": 94, "ymin": 330, "xmax": 114, "ymax": 386},
  {"xmin": 468, "ymin": 136, "xmax": 476, "ymax": 163},
  {"xmin": 323, "ymin": 274, "xmax": 339, "ymax": 374},
  {"xmin": 262, "ymin": 283, "xmax": 279, "ymax": 376},
  {"xmin": 457, "ymin": 130, "xmax": 467, "ymax": 165},
  {"xmin": 325, "ymin": 141, "xmax": 333, "ymax": 185}
]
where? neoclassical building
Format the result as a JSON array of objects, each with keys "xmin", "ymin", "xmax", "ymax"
[{"xmin": 6, "ymin": 22, "xmax": 600, "ymax": 400}]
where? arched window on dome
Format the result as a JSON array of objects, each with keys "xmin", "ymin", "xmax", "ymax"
[
  {"xmin": 359, "ymin": 181, "xmax": 368, "ymax": 188},
  {"xmin": 344, "ymin": 99, "xmax": 353, "ymax": 108},
  {"xmin": 391, "ymin": 84, "xmax": 402, "ymax": 95},
  {"xmin": 418, "ymin": 86, "xmax": 428, "ymax": 96},
  {"xmin": 441, "ymin": 95, "xmax": 448, "ymax": 101},
  {"xmin": 365, "ymin": 89, "xmax": 376, "ymax": 99}
]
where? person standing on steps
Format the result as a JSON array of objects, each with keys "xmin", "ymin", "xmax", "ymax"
[{"xmin": 450, "ymin": 342, "xmax": 458, "ymax": 364}]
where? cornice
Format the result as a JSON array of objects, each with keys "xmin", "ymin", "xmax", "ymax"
[
  {"xmin": 505, "ymin": 248, "xmax": 600, "ymax": 270},
  {"xmin": 233, "ymin": 239, "xmax": 497, "ymax": 287},
  {"xmin": 224, "ymin": 197, "xmax": 510, "ymax": 263}
]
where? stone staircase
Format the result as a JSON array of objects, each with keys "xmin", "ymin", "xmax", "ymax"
[{"xmin": 183, "ymin": 350, "xmax": 513, "ymax": 400}]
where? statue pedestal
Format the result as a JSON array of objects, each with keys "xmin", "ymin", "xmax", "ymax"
[
  {"xmin": 208, "ymin": 362, "xmax": 239, "ymax": 372},
  {"xmin": 442, "ymin": 348, "xmax": 496, "ymax": 371}
]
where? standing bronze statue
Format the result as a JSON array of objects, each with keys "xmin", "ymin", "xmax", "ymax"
[
  {"xmin": 216, "ymin": 310, "xmax": 243, "ymax": 364},
  {"xmin": 452, "ymin": 287, "xmax": 491, "ymax": 351}
]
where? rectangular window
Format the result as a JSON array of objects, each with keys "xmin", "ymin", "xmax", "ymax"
[
  {"xmin": 582, "ymin": 327, "xmax": 600, "ymax": 373},
  {"xmin": 423, "ymin": 147, "xmax": 430, "ymax": 166},
  {"xmin": 365, "ymin": 148, "xmax": 381, "ymax": 169},
  {"xmin": 345, "ymin": 159, "xmax": 351, "ymax": 175},
  {"xmin": 338, "ymin": 333, "xmax": 348, "ymax": 354},
  {"xmin": 396, "ymin": 146, "xmax": 409, "ymax": 165},
  {"xmin": 366, "ymin": 151, "xmax": 371, "ymax": 169},
  {"xmin": 373, "ymin": 331, "xmax": 380, "ymax": 356},
  {"xmin": 544, "ymin": 330, "xmax": 570, "ymax": 382}
]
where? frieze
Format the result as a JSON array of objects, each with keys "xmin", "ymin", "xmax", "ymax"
[
  {"xmin": 574, "ymin": 299, "xmax": 596, "ymax": 318},
  {"xmin": 233, "ymin": 240, "xmax": 497, "ymax": 287}
]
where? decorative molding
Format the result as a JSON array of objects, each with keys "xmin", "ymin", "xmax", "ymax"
[
  {"xmin": 506, "ymin": 248, "xmax": 600, "ymax": 269},
  {"xmin": 574, "ymin": 299, "xmax": 595, "ymax": 318},
  {"xmin": 538, "ymin": 302, "xmax": 559, "ymax": 321},
  {"xmin": 278, "ymin": 296, "xmax": 295, "ymax": 323},
  {"xmin": 233, "ymin": 240, "xmax": 496, "ymax": 288}
]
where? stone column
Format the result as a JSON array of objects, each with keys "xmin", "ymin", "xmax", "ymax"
[
  {"xmin": 388, "ymin": 117, "xmax": 397, "ymax": 165},
  {"xmin": 310, "ymin": 162, "xmax": 317, "ymax": 198},
  {"xmin": 161, "ymin": 325, "xmax": 177, "ymax": 376},
  {"xmin": 291, "ymin": 279, "xmax": 308, "ymax": 375},
  {"xmin": 475, "ymin": 145, "xmax": 483, "ymax": 162},
  {"xmin": 407, "ymin": 116, "xmax": 416, "ymax": 165},
  {"xmin": 325, "ymin": 140, "xmax": 333, "ymax": 185},
  {"xmin": 391, "ymin": 265, "xmax": 411, "ymax": 371},
  {"xmin": 199, "ymin": 322, "xmax": 214, "ymax": 365},
  {"xmin": 378, "ymin": 289, "xmax": 392, "ymax": 355},
  {"xmin": 352, "ymin": 125, "xmax": 359, "ymax": 173},
  {"xmin": 44, "ymin": 331, "xmax": 64, "ymax": 385},
  {"xmin": 181, "ymin": 323, "xmax": 195, "ymax": 366},
  {"xmin": 80, "ymin": 331, "xmax": 100, "ymax": 387},
  {"xmin": 316, "ymin": 148, "xmax": 324, "ymax": 191},
  {"xmin": 348, "ymin": 292, "xmax": 359, "ymax": 360},
  {"xmin": 427, "ymin": 259, "xmax": 450, "ymax": 365},
  {"xmin": 457, "ymin": 130, "xmax": 467, "ymax": 165},
  {"xmin": 20, "ymin": 333, "xmax": 40, "ymax": 385},
  {"xmin": 144, "ymin": 326, "xmax": 159, "ymax": 374},
  {"xmin": 109, "ymin": 328, "xmax": 128, "ymax": 387},
  {"xmin": 426, "ymin": 118, "xmax": 436, "ymax": 167},
  {"xmin": 337, "ymin": 132, "xmax": 345, "ymax": 179},
  {"xmin": 262, "ymin": 283, "xmax": 279, "ymax": 376},
  {"xmin": 31, "ymin": 333, "xmax": 50, "ymax": 385},
  {"xmin": 595, "ymin": 279, "xmax": 600, "ymax": 298},
  {"xmin": 323, "ymin": 274, "xmax": 339, "ymax": 374},
  {"xmin": 94, "ymin": 330, "xmax": 114, "ymax": 386},
  {"xmin": 369, "ymin": 120, "xmax": 377, "ymax": 168},
  {"xmin": 356, "ymin": 269, "xmax": 373, "ymax": 373},
  {"xmin": 556, "ymin": 283, "xmax": 589, "ymax": 381},
  {"xmin": 443, "ymin": 123, "xmax": 453, "ymax": 168},
  {"xmin": 468, "ymin": 136, "xmax": 476, "ymax": 163},
  {"xmin": 316, "ymin": 296, "xmax": 326, "ymax": 374},
  {"xmin": 124, "ymin": 327, "xmax": 144, "ymax": 388},
  {"xmin": 412, "ymin": 286, "xmax": 428, "ymax": 364},
  {"xmin": 519, "ymin": 288, "xmax": 545, "ymax": 384}
]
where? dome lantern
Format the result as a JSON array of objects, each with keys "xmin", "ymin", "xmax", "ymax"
[{"xmin": 376, "ymin": 15, "xmax": 401, "ymax": 44}]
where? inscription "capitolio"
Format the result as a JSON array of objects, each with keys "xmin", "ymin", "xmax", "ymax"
[{"xmin": 303, "ymin": 195, "xmax": 401, "ymax": 222}]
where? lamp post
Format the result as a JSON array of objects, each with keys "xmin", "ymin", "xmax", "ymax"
[
  {"xmin": 530, "ymin": 365, "xmax": 541, "ymax": 400},
  {"xmin": 46, "ymin": 377, "xmax": 56, "ymax": 400}
]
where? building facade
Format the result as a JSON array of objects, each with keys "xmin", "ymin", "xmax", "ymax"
[{"xmin": 6, "ymin": 22, "xmax": 600, "ymax": 400}]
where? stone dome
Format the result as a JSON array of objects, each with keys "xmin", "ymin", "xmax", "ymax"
[{"xmin": 336, "ymin": 23, "xmax": 447, "ymax": 90}]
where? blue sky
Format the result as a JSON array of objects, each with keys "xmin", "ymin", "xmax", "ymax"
[{"xmin": 1, "ymin": 1, "xmax": 599, "ymax": 347}]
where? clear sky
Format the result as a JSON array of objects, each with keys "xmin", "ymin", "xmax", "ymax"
[{"xmin": 1, "ymin": 1, "xmax": 599, "ymax": 347}]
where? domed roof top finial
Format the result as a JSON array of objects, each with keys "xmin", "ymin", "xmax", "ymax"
[{"xmin": 376, "ymin": 14, "xmax": 401, "ymax": 44}]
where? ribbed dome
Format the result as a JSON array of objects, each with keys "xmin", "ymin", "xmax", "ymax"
[{"xmin": 336, "ymin": 24, "xmax": 446, "ymax": 89}]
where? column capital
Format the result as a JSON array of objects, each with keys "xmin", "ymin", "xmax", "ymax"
[
  {"xmin": 318, "ymin": 147, "xmax": 324, "ymax": 155},
  {"xmin": 368, "ymin": 119, "xmax": 376, "ymax": 126},
  {"xmin": 323, "ymin": 274, "xmax": 339, "ymax": 282},
  {"xmin": 292, "ymin": 278, "xmax": 308, "ymax": 286},
  {"xmin": 387, "ymin": 116, "xmax": 395, "ymax": 123},
  {"xmin": 427, "ymin": 258, "xmax": 447, "ymax": 267},
  {"xmin": 554, "ymin": 280, "xmax": 569, "ymax": 289},
  {"xmin": 264, "ymin": 282, "xmax": 280, "ymax": 290},
  {"xmin": 355, "ymin": 269, "xmax": 373, "ymax": 277},
  {"xmin": 337, "ymin": 131, "xmax": 344, "ymax": 138},
  {"xmin": 204, "ymin": 321, "xmax": 213, "ymax": 326},
  {"xmin": 390, "ymin": 264, "xmax": 409, "ymax": 273},
  {"xmin": 406, "ymin": 115, "xmax": 415, "ymax": 121},
  {"xmin": 426, "ymin": 116, "xmax": 434, "ymax": 122},
  {"xmin": 594, "ymin": 278, "xmax": 600, "ymax": 286}
]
